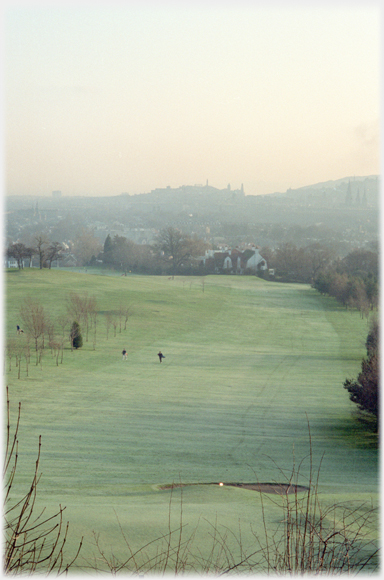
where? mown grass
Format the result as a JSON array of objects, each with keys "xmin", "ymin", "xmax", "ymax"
[{"xmin": 4, "ymin": 269, "xmax": 378, "ymax": 570}]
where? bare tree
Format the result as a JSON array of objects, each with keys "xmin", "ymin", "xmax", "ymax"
[
  {"xmin": 111, "ymin": 315, "xmax": 118, "ymax": 337},
  {"xmin": 19, "ymin": 297, "xmax": 47, "ymax": 354},
  {"xmin": 57, "ymin": 312, "xmax": 70, "ymax": 338},
  {"xmin": 24, "ymin": 245, "xmax": 35, "ymax": 267},
  {"xmin": 67, "ymin": 292, "xmax": 97, "ymax": 342},
  {"xmin": 37, "ymin": 338, "xmax": 44, "ymax": 368},
  {"xmin": 56, "ymin": 313, "xmax": 70, "ymax": 363},
  {"xmin": 60, "ymin": 335, "xmax": 65, "ymax": 364},
  {"xmin": 49, "ymin": 340, "xmax": 62, "ymax": 366},
  {"xmin": 45, "ymin": 316, "xmax": 56, "ymax": 353},
  {"xmin": 6, "ymin": 339, "xmax": 17, "ymax": 372},
  {"xmin": 13, "ymin": 340, "xmax": 26, "ymax": 379},
  {"xmin": 88, "ymin": 296, "xmax": 98, "ymax": 324},
  {"xmin": 305, "ymin": 243, "xmax": 336, "ymax": 282},
  {"xmin": 71, "ymin": 227, "xmax": 102, "ymax": 266},
  {"xmin": 118, "ymin": 303, "xmax": 133, "ymax": 332},
  {"xmin": 118, "ymin": 304, "xmax": 124, "ymax": 333},
  {"xmin": 88, "ymin": 296, "xmax": 98, "ymax": 349},
  {"xmin": 346, "ymin": 278, "xmax": 370, "ymax": 318},
  {"xmin": 154, "ymin": 227, "xmax": 193, "ymax": 275},
  {"xmin": 45, "ymin": 241, "xmax": 63, "ymax": 269},
  {"xmin": 34, "ymin": 235, "xmax": 49, "ymax": 269},
  {"xmin": 89, "ymin": 306, "xmax": 98, "ymax": 349},
  {"xmin": 6, "ymin": 335, "xmax": 31, "ymax": 377},
  {"xmin": 105, "ymin": 313, "xmax": 113, "ymax": 339},
  {"xmin": 24, "ymin": 338, "xmax": 31, "ymax": 377},
  {"xmin": 66, "ymin": 292, "xmax": 84, "ymax": 324},
  {"xmin": 92, "ymin": 313, "xmax": 98, "ymax": 350},
  {"xmin": 82, "ymin": 298, "xmax": 92, "ymax": 342},
  {"xmin": 121, "ymin": 304, "xmax": 133, "ymax": 330}
]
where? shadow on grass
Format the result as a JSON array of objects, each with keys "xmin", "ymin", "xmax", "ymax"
[
  {"xmin": 5, "ymin": 268, "xmax": 23, "ymax": 275},
  {"xmin": 321, "ymin": 413, "xmax": 378, "ymax": 450}
]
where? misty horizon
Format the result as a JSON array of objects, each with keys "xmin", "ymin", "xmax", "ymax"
[
  {"xmin": 5, "ymin": 4, "xmax": 380, "ymax": 198},
  {"xmin": 6, "ymin": 173, "xmax": 379, "ymax": 199}
]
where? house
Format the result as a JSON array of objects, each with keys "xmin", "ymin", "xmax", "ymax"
[
  {"xmin": 245, "ymin": 247, "xmax": 267, "ymax": 272},
  {"xmin": 61, "ymin": 254, "xmax": 78, "ymax": 267},
  {"xmin": 201, "ymin": 246, "xmax": 267, "ymax": 274},
  {"xmin": 223, "ymin": 255, "xmax": 233, "ymax": 270},
  {"xmin": 5, "ymin": 259, "xmax": 20, "ymax": 268}
]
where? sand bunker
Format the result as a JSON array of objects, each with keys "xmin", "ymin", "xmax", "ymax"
[
  {"xmin": 226, "ymin": 482, "xmax": 309, "ymax": 494},
  {"xmin": 158, "ymin": 482, "xmax": 309, "ymax": 494}
]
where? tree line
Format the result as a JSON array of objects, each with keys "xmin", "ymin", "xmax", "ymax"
[
  {"xmin": 311, "ymin": 249, "xmax": 378, "ymax": 316},
  {"xmin": 260, "ymin": 242, "xmax": 336, "ymax": 283},
  {"xmin": 6, "ymin": 225, "xmax": 103, "ymax": 269},
  {"xmin": 6, "ymin": 236, "xmax": 64, "ymax": 269},
  {"xmin": 258, "ymin": 244, "xmax": 378, "ymax": 316},
  {"xmin": 6, "ymin": 227, "xmax": 209, "ymax": 275},
  {"xmin": 6, "ymin": 229, "xmax": 378, "ymax": 316},
  {"xmin": 101, "ymin": 228, "xmax": 209, "ymax": 275}
]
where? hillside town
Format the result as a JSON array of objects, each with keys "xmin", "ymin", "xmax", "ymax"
[{"xmin": 5, "ymin": 175, "xmax": 378, "ymax": 274}]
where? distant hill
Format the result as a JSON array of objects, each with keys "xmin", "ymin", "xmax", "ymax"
[
  {"xmin": 270, "ymin": 175, "xmax": 379, "ymax": 205},
  {"xmin": 286, "ymin": 175, "xmax": 378, "ymax": 192}
]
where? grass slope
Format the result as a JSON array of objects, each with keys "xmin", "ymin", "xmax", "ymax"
[{"xmin": 5, "ymin": 269, "xmax": 378, "ymax": 569}]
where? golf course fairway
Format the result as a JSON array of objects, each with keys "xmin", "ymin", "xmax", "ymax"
[{"xmin": 5, "ymin": 269, "xmax": 379, "ymax": 572}]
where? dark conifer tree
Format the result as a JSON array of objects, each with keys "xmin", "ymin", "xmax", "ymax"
[
  {"xmin": 103, "ymin": 235, "xmax": 114, "ymax": 265},
  {"xmin": 344, "ymin": 321, "xmax": 379, "ymax": 429},
  {"xmin": 103, "ymin": 234, "xmax": 113, "ymax": 253},
  {"xmin": 70, "ymin": 321, "xmax": 83, "ymax": 349}
]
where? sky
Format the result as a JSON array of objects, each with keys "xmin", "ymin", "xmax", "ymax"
[{"xmin": 4, "ymin": 1, "xmax": 381, "ymax": 197}]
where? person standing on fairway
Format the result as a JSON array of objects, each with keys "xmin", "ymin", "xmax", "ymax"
[
  {"xmin": 122, "ymin": 349, "xmax": 127, "ymax": 360},
  {"xmin": 158, "ymin": 351, "xmax": 165, "ymax": 363}
]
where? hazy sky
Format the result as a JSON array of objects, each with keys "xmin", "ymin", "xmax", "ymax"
[{"xmin": 4, "ymin": 1, "xmax": 381, "ymax": 197}]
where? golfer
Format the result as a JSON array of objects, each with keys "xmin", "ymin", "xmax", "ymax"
[{"xmin": 158, "ymin": 351, "xmax": 165, "ymax": 363}]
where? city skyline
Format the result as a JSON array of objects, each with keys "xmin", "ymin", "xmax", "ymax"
[{"xmin": 5, "ymin": 2, "xmax": 380, "ymax": 197}]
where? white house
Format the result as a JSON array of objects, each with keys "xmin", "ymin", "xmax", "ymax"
[
  {"xmin": 223, "ymin": 256, "xmax": 232, "ymax": 269},
  {"xmin": 201, "ymin": 246, "xmax": 267, "ymax": 274},
  {"xmin": 246, "ymin": 248, "xmax": 267, "ymax": 271},
  {"xmin": 5, "ymin": 259, "xmax": 19, "ymax": 268}
]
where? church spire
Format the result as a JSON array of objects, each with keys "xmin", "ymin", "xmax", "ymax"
[{"xmin": 345, "ymin": 180, "xmax": 353, "ymax": 206}]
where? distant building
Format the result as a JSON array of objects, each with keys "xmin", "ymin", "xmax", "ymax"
[
  {"xmin": 201, "ymin": 246, "xmax": 267, "ymax": 274},
  {"xmin": 52, "ymin": 190, "xmax": 62, "ymax": 198},
  {"xmin": 5, "ymin": 259, "xmax": 19, "ymax": 268},
  {"xmin": 245, "ymin": 248, "xmax": 267, "ymax": 272},
  {"xmin": 150, "ymin": 182, "xmax": 245, "ymax": 197},
  {"xmin": 345, "ymin": 181, "xmax": 353, "ymax": 206}
]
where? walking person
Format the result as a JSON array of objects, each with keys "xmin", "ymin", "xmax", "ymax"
[
  {"xmin": 158, "ymin": 351, "xmax": 165, "ymax": 363},
  {"xmin": 122, "ymin": 349, "xmax": 127, "ymax": 360}
]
